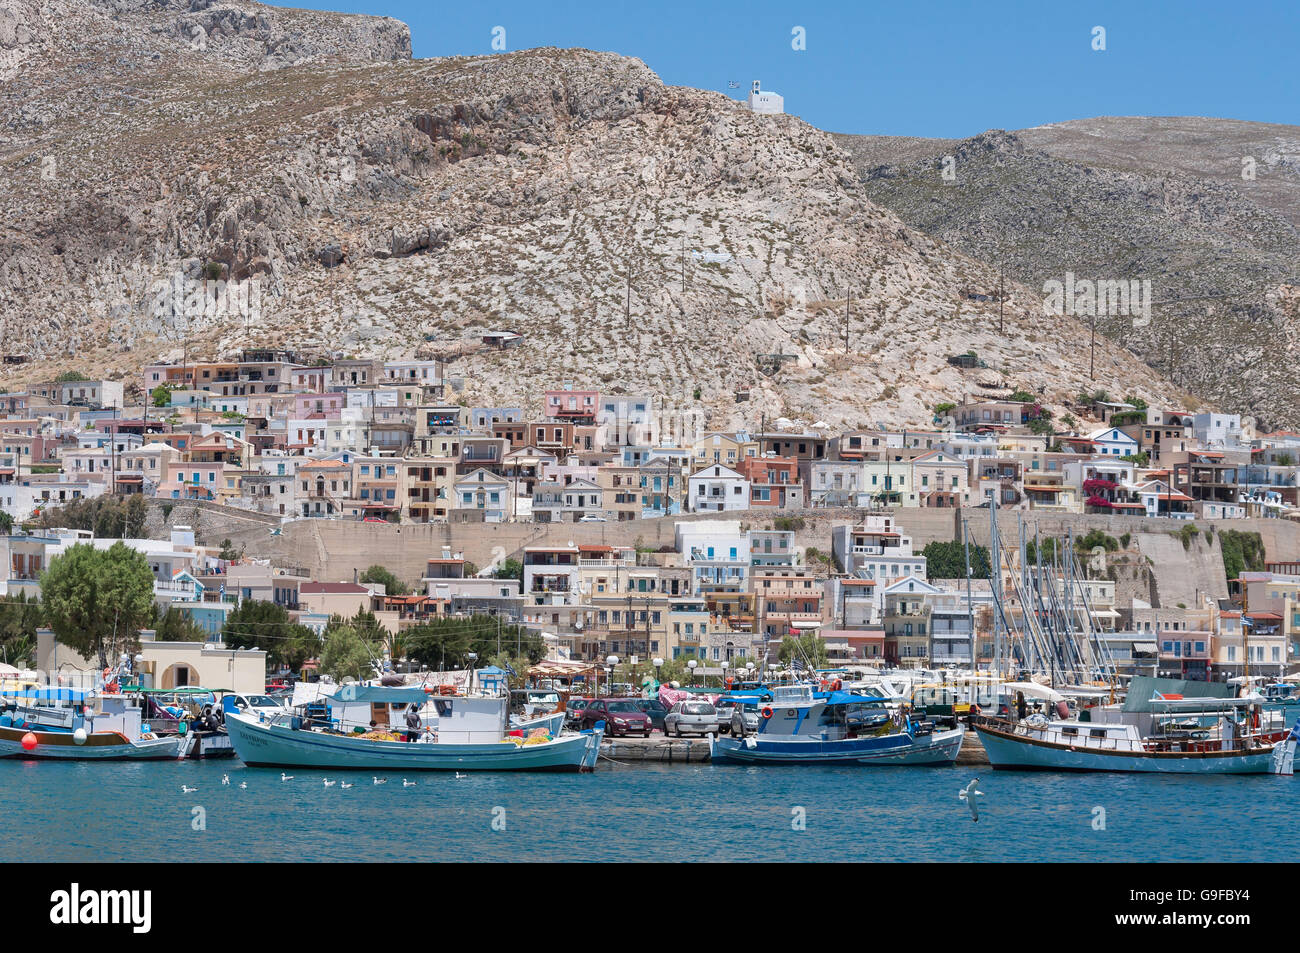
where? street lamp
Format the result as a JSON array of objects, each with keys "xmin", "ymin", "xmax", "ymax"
[
  {"xmin": 605, "ymin": 654, "xmax": 619, "ymax": 698},
  {"xmin": 687, "ymin": 658, "xmax": 697, "ymax": 686},
  {"xmin": 653, "ymin": 656, "xmax": 663, "ymax": 687}
]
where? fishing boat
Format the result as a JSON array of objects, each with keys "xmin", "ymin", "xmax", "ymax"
[
  {"xmin": 973, "ymin": 693, "xmax": 1280, "ymax": 774},
  {"xmin": 223, "ymin": 683, "xmax": 602, "ymax": 772},
  {"xmin": 0, "ymin": 687, "xmax": 185, "ymax": 761},
  {"xmin": 136, "ymin": 688, "xmax": 236, "ymax": 760},
  {"xmin": 709, "ymin": 684, "xmax": 965, "ymax": 766}
]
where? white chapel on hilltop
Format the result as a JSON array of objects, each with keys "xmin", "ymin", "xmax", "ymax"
[{"xmin": 747, "ymin": 80, "xmax": 784, "ymax": 114}]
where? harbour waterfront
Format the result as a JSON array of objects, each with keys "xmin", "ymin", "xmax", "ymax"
[{"xmin": 3, "ymin": 759, "xmax": 1295, "ymax": 863}]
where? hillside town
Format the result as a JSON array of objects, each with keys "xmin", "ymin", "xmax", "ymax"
[{"xmin": 1, "ymin": 350, "xmax": 1297, "ymax": 689}]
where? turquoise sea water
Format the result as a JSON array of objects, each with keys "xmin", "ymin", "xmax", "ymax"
[{"xmin": 1, "ymin": 757, "xmax": 1294, "ymax": 862}]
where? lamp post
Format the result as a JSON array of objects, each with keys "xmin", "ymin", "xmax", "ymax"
[
  {"xmin": 687, "ymin": 658, "xmax": 697, "ymax": 687},
  {"xmin": 653, "ymin": 656, "xmax": 664, "ymax": 689},
  {"xmin": 746, "ymin": 660, "xmax": 755, "ymax": 685},
  {"xmin": 605, "ymin": 654, "xmax": 619, "ymax": 698}
]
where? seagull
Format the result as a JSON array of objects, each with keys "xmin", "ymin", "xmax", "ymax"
[
  {"xmin": 323, "ymin": 779, "xmax": 336, "ymax": 787},
  {"xmin": 239, "ymin": 781, "xmax": 247, "ymax": 790},
  {"xmin": 221, "ymin": 774, "xmax": 230, "ymax": 786},
  {"xmin": 340, "ymin": 781, "xmax": 353, "ymax": 789},
  {"xmin": 181, "ymin": 785, "xmax": 197, "ymax": 794},
  {"xmin": 281, "ymin": 773, "xmax": 294, "ymax": 782},
  {"xmin": 455, "ymin": 772, "xmax": 468, "ymax": 779},
  {"xmin": 373, "ymin": 777, "xmax": 387, "ymax": 785},
  {"xmin": 958, "ymin": 778, "xmax": 984, "ymax": 823},
  {"xmin": 402, "ymin": 779, "xmax": 416, "ymax": 787}
]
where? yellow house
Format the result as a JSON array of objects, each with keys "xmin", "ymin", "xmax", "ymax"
[{"xmin": 692, "ymin": 432, "xmax": 759, "ymax": 468}]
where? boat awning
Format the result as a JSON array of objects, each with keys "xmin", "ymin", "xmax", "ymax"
[
  {"xmin": 1132, "ymin": 642, "xmax": 1158, "ymax": 654},
  {"xmin": 1, "ymin": 687, "xmax": 93, "ymax": 702},
  {"xmin": 790, "ymin": 620, "xmax": 823, "ymax": 629},
  {"xmin": 1002, "ymin": 681, "xmax": 1065, "ymax": 702},
  {"xmin": 330, "ymin": 684, "xmax": 429, "ymax": 705}
]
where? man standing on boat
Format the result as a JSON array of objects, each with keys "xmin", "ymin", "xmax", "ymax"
[{"xmin": 404, "ymin": 704, "xmax": 422, "ymax": 743}]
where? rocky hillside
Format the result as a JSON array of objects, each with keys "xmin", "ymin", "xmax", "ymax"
[
  {"xmin": 0, "ymin": 0, "xmax": 1196, "ymax": 430},
  {"xmin": 834, "ymin": 121, "xmax": 1300, "ymax": 429}
]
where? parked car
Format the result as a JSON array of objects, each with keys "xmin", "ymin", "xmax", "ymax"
[
  {"xmin": 565, "ymin": 697, "xmax": 591, "ymax": 729},
  {"xmin": 631, "ymin": 698, "xmax": 670, "ymax": 732},
  {"xmin": 581, "ymin": 698, "xmax": 653, "ymax": 737},
  {"xmin": 578, "ymin": 514, "xmax": 607, "ymax": 522},
  {"xmin": 665, "ymin": 700, "xmax": 719, "ymax": 737},
  {"xmin": 728, "ymin": 702, "xmax": 761, "ymax": 736}
]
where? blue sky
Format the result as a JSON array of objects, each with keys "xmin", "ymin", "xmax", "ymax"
[{"xmin": 273, "ymin": 0, "xmax": 1299, "ymax": 137}]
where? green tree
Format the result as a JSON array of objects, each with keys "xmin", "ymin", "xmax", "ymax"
[
  {"xmin": 0, "ymin": 510, "xmax": 12, "ymax": 535},
  {"xmin": 777, "ymin": 633, "xmax": 829, "ymax": 670},
  {"xmin": 32, "ymin": 495, "xmax": 147, "ymax": 538},
  {"xmin": 41, "ymin": 542, "xmax": 155, "ymax": 667},
  {"xmin": 403, "ymin": 615, "xmax": 544, "ymax": 670},
  {"xmin": 359, "ymin": 564, "xmax": 409, "ymax": 595},
  {"xmin": 151, "ymin": 383, "xmax": 173, "ymax": 407},
  {"xmin": 921, "ymin": 540, "xmax": 992, "ymax": 579},
  {"xmin": 154, "ymin": 605, "xmax": 208, "ymax": 642},
  {"xmin": 55, "ymin": 370, "xmax": 88, "ymax": 382},
  {"xmin": 319, "ymin": 620, "xmax": 379, "ymax": 682},
  {"xmin": 0, "ymin": 592, "xmax": 43, "ymax": 667},
  {"xmin": 221, "ymin": 599, "xmax": 322, "ymax": 672},
  {"xmin": 493, "ymin": 558, "xmax": 523, "ymax": 581}
]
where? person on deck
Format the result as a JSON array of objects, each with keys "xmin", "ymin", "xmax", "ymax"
[{"xmin": 404, "ymin": 704, "xmax": 422, "ymax": 742}]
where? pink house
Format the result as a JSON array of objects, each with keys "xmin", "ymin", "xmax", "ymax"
[
  {"xmin": 544, "ymin": 388, "xmax": 599, "ymax": 424},
  {"xmin": 292, "ymin": 393, "xmax": 344, "ymax": 419}
]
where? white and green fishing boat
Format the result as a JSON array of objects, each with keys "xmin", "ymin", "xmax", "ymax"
[{"xmin": 224, "ymin": 683, "xmax": 602, "ymax": 772}]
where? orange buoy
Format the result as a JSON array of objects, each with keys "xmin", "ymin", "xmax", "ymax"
[
  {"xmin": 761, "ymin": 706, "xmax": 774, "ymax": 720},
  {"xmin": 20, "ymin": 732, "xmax": 37, "ymax": 751}
]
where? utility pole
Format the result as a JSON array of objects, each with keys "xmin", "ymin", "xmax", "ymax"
[
  {"xmin": 844, "ymin": 286, "xmax": 852, "ymax": 354},
  {"xmin": 1089, "ymin": 311, "xmax": 1096, "ymax": 381},
  {"xmin": 998, "ymin": 266, "xmax": 1004, "ymax": 335},
  {"xmin": 625, "ymin": 252, "xmax": 632, "ymax": 323}
]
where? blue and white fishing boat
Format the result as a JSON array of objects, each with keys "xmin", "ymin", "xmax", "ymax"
[
  {"xmin": 709, "ymin": 684, "xmax": 964, "ymax": 766},
  {"xmin": 0, "ymin": 687, "xmax": 185, "ymax": 761},
  {"xmin": 223, "ymin": 683, "xmax": 602, "ymax": 772}
]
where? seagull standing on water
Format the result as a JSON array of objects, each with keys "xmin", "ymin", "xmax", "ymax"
[
  {"xmin": 323, "ymin": 779, "xmax": 336, "ymax": 787},
  {"xmin": 221, "ymin": 775, "xmax": 230, "ymax": 786},
  {"xmin": 181, "ymin": 785, "xmax": 197, "ymax": 794},
  {"xmin": 281, "ymin": 773, "xmax": 294, "ymax": 782},
  {"xmin": 958, "ymin": 778, "xmax": 984, "ymax": 823},
  {"xmin": 373, "ymin": 777, "xmax": 387, "ymax": 785},
  {"xmin": 403, "ymin": 779, "xmax": 416, "ymax": 787},
  {"xmin": 340, "ymin": 781, "xmax": 353, "ymax": 789},
  {"xmin": 239, "ymin": 781, "xmax": 248, "ymax": 790}
]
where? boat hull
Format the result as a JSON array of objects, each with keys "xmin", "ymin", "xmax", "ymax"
[
  {"xmin": 0, "ymin": 724, "xmax": 184, "ymax": 761},
  {"xmin": 974, "ymin": 723, "xmax": 1275, "ymax": 774},
  {"xmin": 710, "ymin": 726, "xmax": 965, "ymax": 766},
  {"xmin": 225, "ymin": 713, "xmax": 601, "ymax": 772}
]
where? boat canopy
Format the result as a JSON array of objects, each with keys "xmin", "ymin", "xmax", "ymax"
[
  {"xmin": 717, "ymin": 691, "xmax": 773, "ymax": 705},
  {"xmin": 820, "ymin": 690, "xmax": 885, "ymax": 707},
  {"xmin": 1, "ymin": 686, "xmax": 92, "ymax": 702},
  {"xmin": 1001, "ymin": 681, "xmax": 1065, "ymax": 703},
  {"xmin": 331, "ymin": 684, "xmax": 430, "ymax": 705}
]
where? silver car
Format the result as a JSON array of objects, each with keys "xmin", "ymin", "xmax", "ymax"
[{"xmin": 665, "ymin": 700, "xmax": 719, "ymax": 737}]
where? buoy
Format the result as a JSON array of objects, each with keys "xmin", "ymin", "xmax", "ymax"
[
  {"xmin": 20, "ymin": 732, "xmax": 37, "ymax": 751},
  {"xmin": 73, "ymin": 728, "xmax": 88, "ymax": 745}
]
